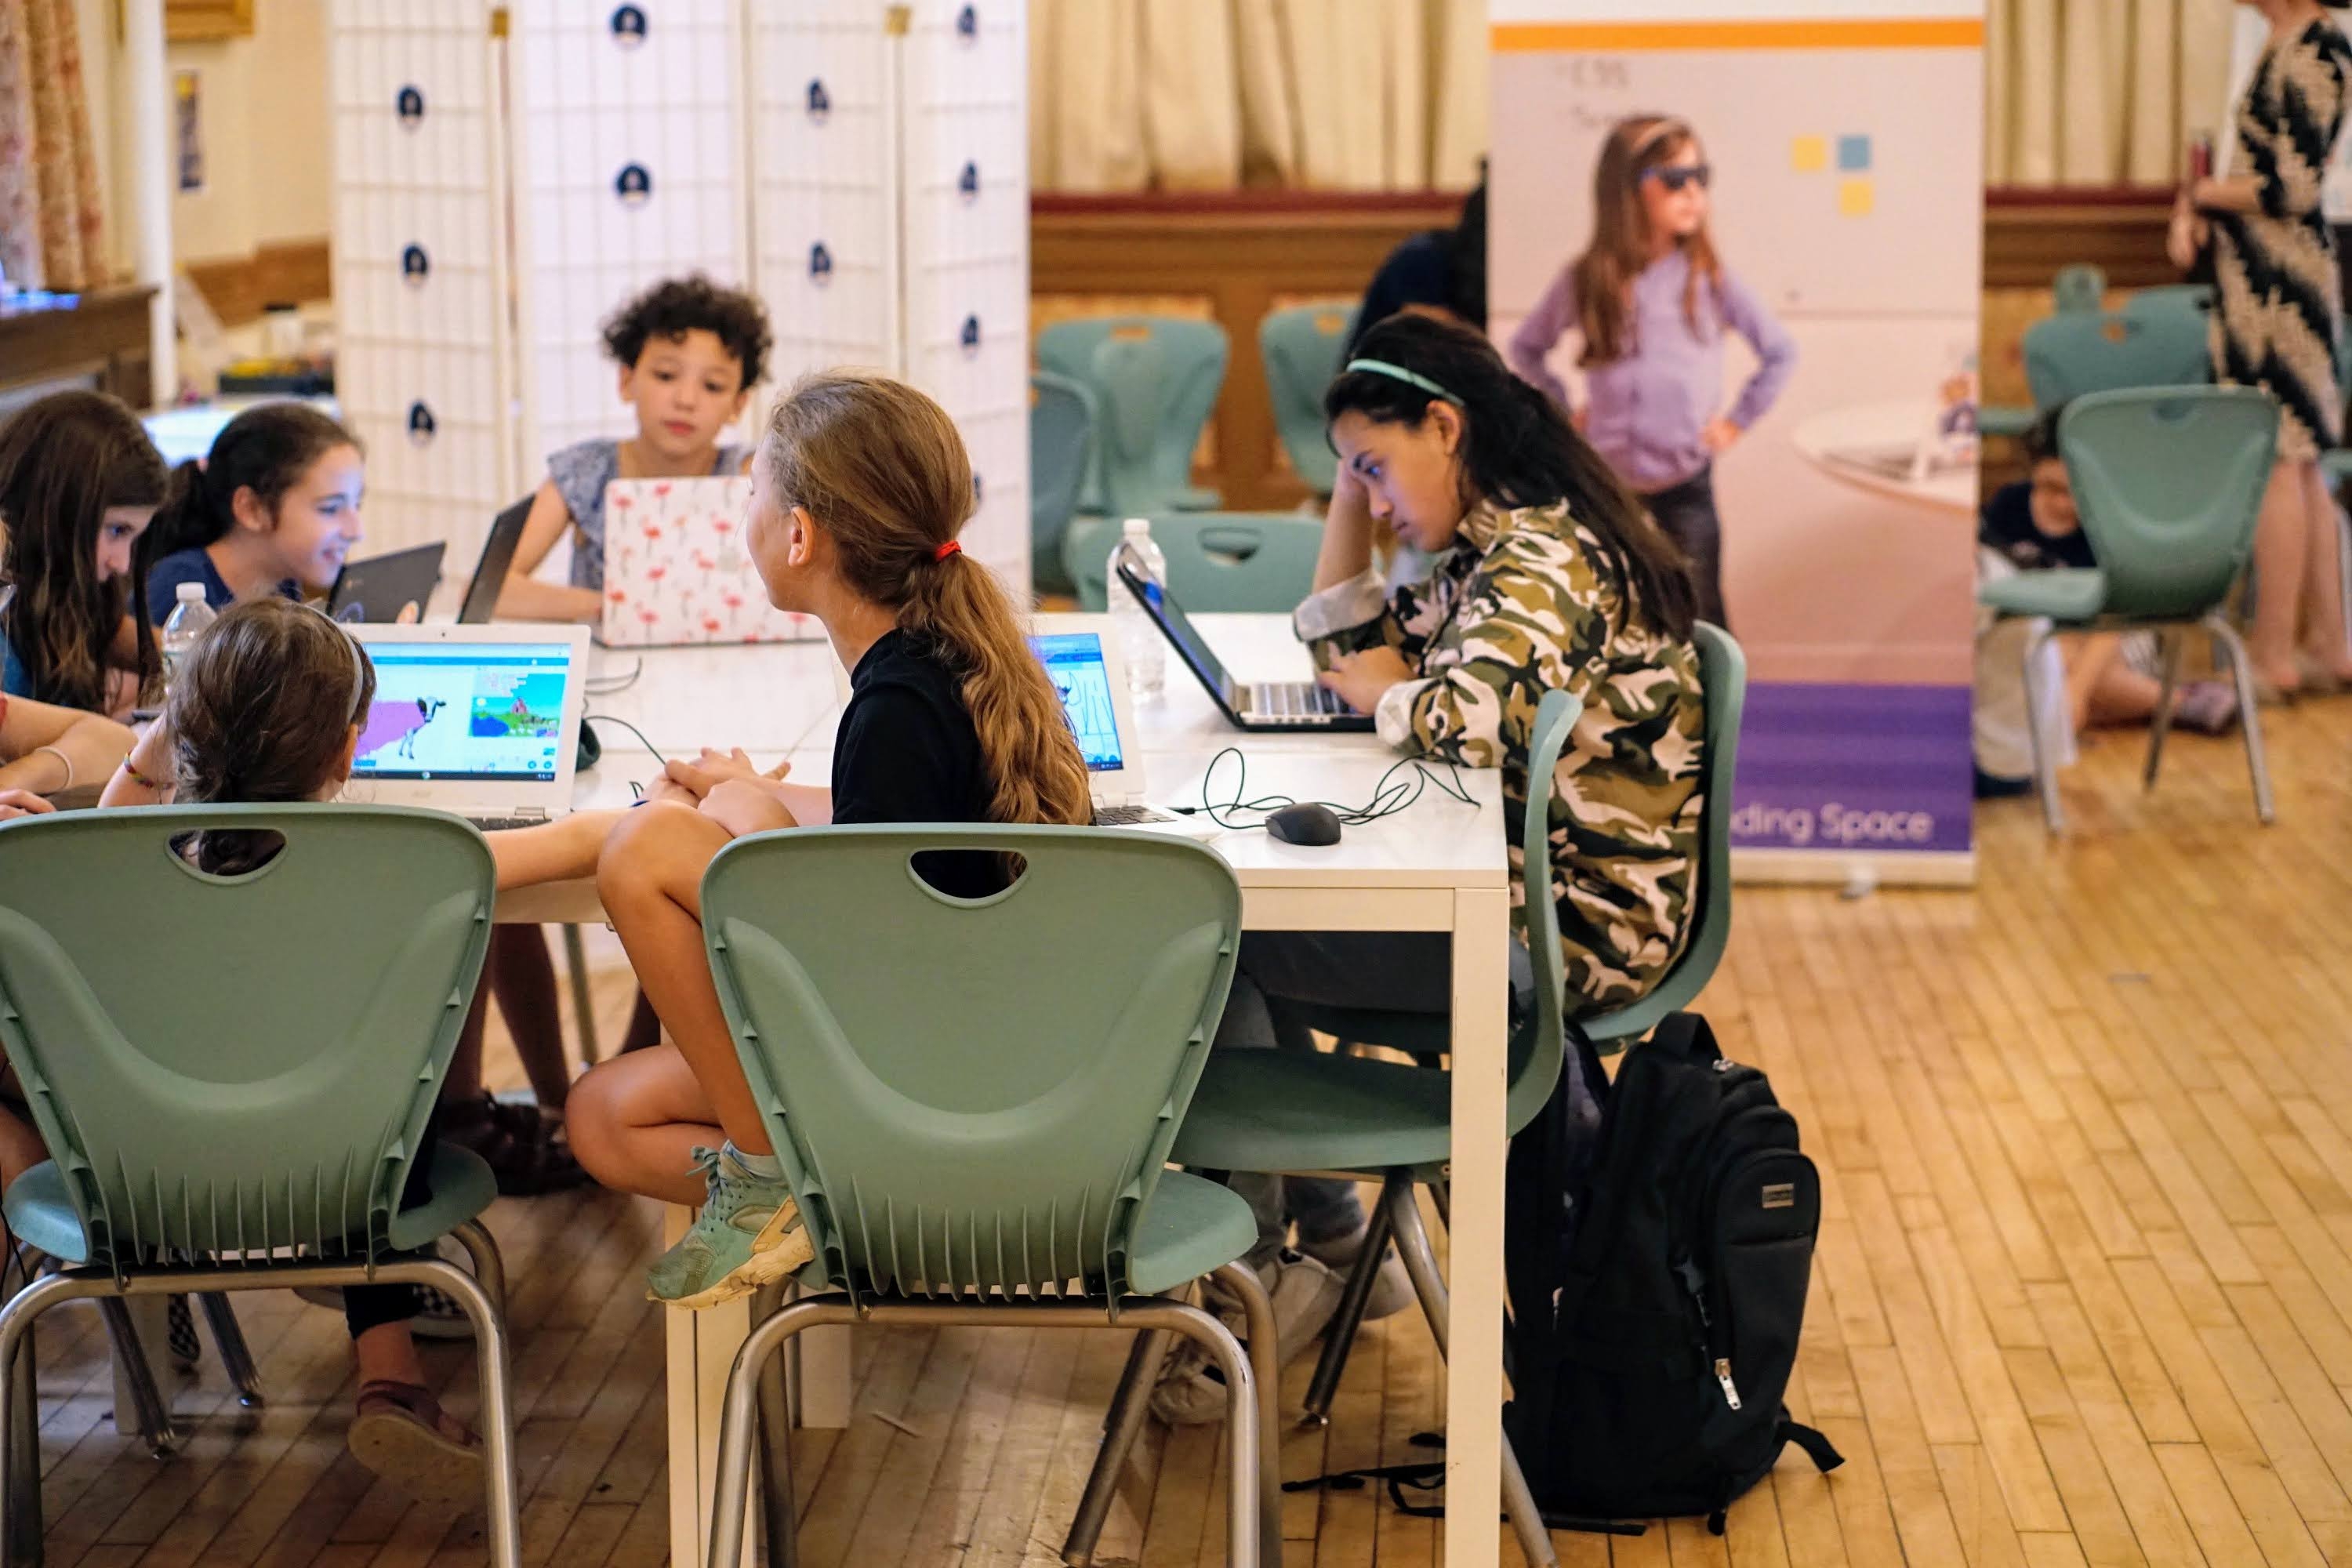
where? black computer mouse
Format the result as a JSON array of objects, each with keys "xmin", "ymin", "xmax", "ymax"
[
  {"xmin": 575, "ymin": 720, "xmax": 603, "ymax": 772},
  {"xmin": 1265, "ymin": 802, "xmax": 1343, "ymax": 847}
]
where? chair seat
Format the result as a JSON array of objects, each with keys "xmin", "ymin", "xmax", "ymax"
[
  {"xmin": 1977, "ymin": 566, "xmax": 2107, "ymax": 622},
  {"xmin": 1127, "ymin": 1169, "xmax": 1260, "ymax": 1297},
  {"xmin": 8, "ymin": 1142, "xmax": 499, "ymax": 1267},
  {"xmin": 1171, "ymin": 1049, "xmax": 1454, "ymax": 1178}
]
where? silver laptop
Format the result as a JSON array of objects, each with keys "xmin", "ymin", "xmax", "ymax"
[
  {"xmin": 343, "ymin": 622, "xmax": 591, "ymax": 830},
  {"xmin": 1029, "ymin": 629, "xmax": 1184, "ymax": 826}
]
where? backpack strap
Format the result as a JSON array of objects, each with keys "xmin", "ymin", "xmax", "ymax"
[{"xmin": 1780, "ymin": 1417, "xmax": 1846, "ymax": 1474}]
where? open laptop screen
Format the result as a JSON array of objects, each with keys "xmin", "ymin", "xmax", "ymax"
[
  {"xmin": 1116, "ymin": 564, "xmax": 1235, "ymax": 699},
  {"xmin": 1030, "ymin": 632, "xmax": 1125, "ymax": 773},
  {"xmin": 350, "ymin": 639, "xmax": 575, "ymax": 783}
]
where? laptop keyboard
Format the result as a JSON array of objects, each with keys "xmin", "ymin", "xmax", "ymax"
[
  {"xmin": 466, "ymin": 815, "xmax": 546, "ymax": 833},
  {"xmin": 1247, "ymin": 681, "xmax": 1351, "ymax": 719},
  {"xmin": 1094, "ymin": 803, "xmax": 1180, "ymax": 827}
]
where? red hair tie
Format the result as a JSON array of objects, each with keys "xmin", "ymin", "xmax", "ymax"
[{"xmin": 933, "ymin": 539, "xmax": 964, "ymax": 562}]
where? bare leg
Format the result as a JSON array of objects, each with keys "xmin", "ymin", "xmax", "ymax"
[
  {"xmin": 565, "ymin": 1045, "xmax": 725, "ymax": 1205},
  {"xmin": 488, "ymin": 927, "xmax": 570, "ymax": 1111},
  {"xmin": 354, "ymin": 1322, "xmax": 428, "ymax": 1387},
  {"xmin": 2296, "ymin": 461, "xmax": 2352, "ymax": 681},
  {"xmin": 2249, "ymin": 459, "xmax": 2312, "ymax": 692},
  {"xmin": 594, "ymin": 803, "xmax": 771, "ymax": 1155},
  {"xmin": 0, "ymin": 1104, "xmax": 45, "ymax": 1193}
]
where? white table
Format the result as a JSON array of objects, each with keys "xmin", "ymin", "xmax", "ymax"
[
  {"xmin": 495, "ymin": 615, "xmax": 1514, "ymax": 1568},
  {"xmin": 1790, "ymin": 398, "xmax": 1980, "ymax": 514}
]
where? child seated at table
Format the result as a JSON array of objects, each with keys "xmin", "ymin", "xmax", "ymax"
[
  {"xmin": 84, "ymin": 597, "xmax": 624, "ymax": 1499},
  {"xmin": 495, "ymin": 275, "xmax": 775, "ymax": 623},
  {"xmin": 1973, "ymin": 412, "xmax": 2237, "ymax": 797},
  {"xmin": 0, "ymin": 390, "xmax": 171, "ymax": 719},
  {"xmin": 143, "ymin": 403, "xmax": 364, "ymax": 621},
  {"xmin": 563, "ymin": 372, "xmax": 1091, "ymax": 1309}
]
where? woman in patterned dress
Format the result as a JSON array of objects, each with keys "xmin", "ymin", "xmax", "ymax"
[{"xmin": 2171, "ymin": 0, "xmax": 2352, "ymax": 696}]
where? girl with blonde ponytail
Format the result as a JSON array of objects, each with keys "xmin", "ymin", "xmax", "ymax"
[{"xmin": 571, "ymin": 372, "xmax": 1091, "ymax": 1308}]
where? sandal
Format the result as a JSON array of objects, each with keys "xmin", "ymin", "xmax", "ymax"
[
  {"xmin": 441, "ymin": 1093, "xmax": 590, "ymax": 1196},
  {"xmin": 347, "ymin": 1379, "xmax": 483, "ymax": 1504}
]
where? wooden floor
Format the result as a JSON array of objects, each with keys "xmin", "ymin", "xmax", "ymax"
[{"xmin": 22, "ymin": 697, "xmax": 2352, "ymax": 1567}]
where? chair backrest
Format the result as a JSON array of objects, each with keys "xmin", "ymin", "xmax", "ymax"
[
  {"xmin": 701, "ymin": 826, "xmax": 1243, "ymax": 1302},
  {"xmin": 0, "ymin": 807, "xmax": 493, "ymax": 1275},
  {"xmin": 2119, "ymin": 283, "xmax": 2212, "ymax": 323},
  {"xmin": 1259, "ymin": 303, "xmax": 1356, "ymax": 495},
  {"xmin": 1504, "ymin": 688, "xmax": 1583, "ymax": 1133},
  {"xmin": 1581, "ymin": 622, "xmax": 1747, "ymax": 1044},
  {"xmin": 2021, "ymin": 307, "xmax": 2211, "ymax": 413},
  {"xmin": 1069, "ymin": 512, "xmax": 1323, "ymax": 614},
  {"xmin": 1038, "ymin": 316, "xmax": 1229, "ymax": 516},
  {"xmin": 2060, "ymin": 386, "xmax": 2279, "ymax": 621},
  {"xmin": 1029, "ymin": 372, "xmax": 1098, "ymax": 593},
  {"xmin": 2051, "ymin": 263, "xmax": 2107, "ymax": 314}
]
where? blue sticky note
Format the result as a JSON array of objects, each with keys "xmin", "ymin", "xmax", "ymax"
[{"xmin": 1838, "ymin": 134, "xmax": 1871, "ymax": 172}]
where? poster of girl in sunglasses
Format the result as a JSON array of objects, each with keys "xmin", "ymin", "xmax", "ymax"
[{"xmin": 1505, "ymin": 115, "xmax": 1795, "ymax": 633}]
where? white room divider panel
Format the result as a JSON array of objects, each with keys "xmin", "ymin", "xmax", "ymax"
[
  {"xmin": 507, "ymin": 0, "xmax": 753, "ymax": 466},
  {"xmin": 328, "ymin": 0, "xmax": 516, "ymax": 566},
  {"xmin": 898, "ymin": 0, "xmax": 1029, "ymax": 586}
]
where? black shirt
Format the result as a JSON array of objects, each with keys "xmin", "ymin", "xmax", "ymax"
[
  {"xmin": 831, "ymin": 629, "xmax": 1000, "ymax": 896},
  {"xmin": 1979, "ymin": 480, "xmax": 2096, "ymax": 572}
]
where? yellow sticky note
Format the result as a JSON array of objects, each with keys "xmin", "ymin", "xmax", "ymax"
[
  {"xmin": 1791, "ymin": 136, "xmax": 1828, "ymax": 172},
  {"xmin": 1838, "ymin": 176, "xmax": 1875, "ymax": 216}
]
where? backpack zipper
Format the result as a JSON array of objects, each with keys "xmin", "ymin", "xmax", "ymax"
[{"xmin": 1715, "ymin": 1357, "xmax": 1743, "ymax": 1410}]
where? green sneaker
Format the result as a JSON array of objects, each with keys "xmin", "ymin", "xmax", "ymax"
[{"xmin": 647, "ymin": 1146, "xmax": 814, "ymax": 1309}]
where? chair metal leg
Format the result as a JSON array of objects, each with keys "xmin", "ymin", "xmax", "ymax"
[
  {"xmin": 1062, "ymin": 1330, "xmax": 1174, "ymax": 1566},
  {"xmin": 1212, "ymin": 1261, "xmax": 1285, "ymax": 1568},
  {"xmin": 1429, "ymin": 1178, "xmax": 1450, "ymax": 1233},
  {"xmin": 710, "ymin": 1295, "xmax": 1259, "ymax": 1568},
  {"xmin": 2205, "ymin": 613, "xmax": 2276, "ymax": 824},
  {"xmin": 750, "ymin": 1284, "xmax": 797, "ymax": 1568},
  {"xmin": 2019, "ymin": 622, "xmax": 2065, "ymax": 834},
  {"xmin": 1301, "ymin": 1175, "xmax": 1397, "ymax": 1425},
  {"xmin": 194, "ymin": 1295, "xmax": 263, "ymax": 1408},
  {"xmin": 1383, "ymin": 1180, "xmax": 1559, "ymax": 1568},
  {"xmin": 416, "ymin": 1259, "xmax": 521, "ymax": 1568},
  {"xmin": 3, "ymin": 1256, "xmax": 40, "ymax": 1568},
  {"xmin": 96, "ymin": 1299, "xmax": 176, "ymax": 1456},
  {"xmin": 560, "ymin": 924, "xmax": 600, "ymax": 1065},
  {"xmin": 2143, "ymin": 630, "xmax": 2186, "ymax": 790},
  {"xmin": 448, "ymin": 1219, "xmax": 508, "ymax": 1317}
]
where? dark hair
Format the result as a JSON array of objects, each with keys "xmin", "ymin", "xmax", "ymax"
[
  {"xmin": 602, "ymin": 274, "xmax": 775, "ymax": 389},
  {"xmin": 143, "ymin": 402, "xmax": 359, "ymax": 565},
  {"xmin": 760, "ymin": 372, "xmax": 1091, "ymax": 828},
  {"xmin": 2022, "ymin": 408, "xmax": 2063, "ymax": 466},
  {"xmin": 0, "ymin": 390, "xmax": 169, "ymax": 710},
  {"xmin": 167, "ymin": 597, "xmax": 375, "ymax": 875},
  {"xmin": 1445, "ymin": 170, "xmax": 1488, "ymax": 328},
  {"xmin": 1326, "ymin": 313, "xmax": 1697, "ymax": 641}
]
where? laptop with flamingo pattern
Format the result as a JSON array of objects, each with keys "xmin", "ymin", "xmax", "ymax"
[{"xmin": 597, "ymin": 477, "xmax": 820, "ymax": 648}]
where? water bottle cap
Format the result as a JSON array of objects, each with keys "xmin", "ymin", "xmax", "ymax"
[
  {"xmin": 1122, "ymin": 517, "xmax": 1151, "ymax": 537},
  {"xmin": 176, "ymin": 582, "xmax": 206, "ymax": 602}
]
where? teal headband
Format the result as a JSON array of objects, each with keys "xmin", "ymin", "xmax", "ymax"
[{"xmin": 1344, "ymin": 358, "xmax": 1462, "ymax": 407}]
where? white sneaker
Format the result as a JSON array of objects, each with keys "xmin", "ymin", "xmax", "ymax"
[
  {"xmin": 1149, "ymin": 1250, "xmax": 1346, "ymax": 1425},
  {"xmin": 1299, "ymin": 1221, "xmax": 1417, "ymax": 1322}
]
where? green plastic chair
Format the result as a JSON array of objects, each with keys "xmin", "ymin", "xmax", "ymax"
[
  {"xmin": 0, "ymin": 806, "xmax": 520, "ymax": 1565},
  {"xmin": 1038, "ymin": 315, "xmax": 1227, "ymax": 515},
  {"xmin": 2052, "ymin": 263, "xmax": 2107, "ymax": 314},
  {"xmin": 2022, "ymin": 307, "xmax": 2211, "ymax": 412},
  {"xmin": 1031, "ymin": 372, "xmax": 1098, "ymax": 597},
  {"xmin": 1977, "ymin": 386, "xmax": 2278, "ymax": 832},
  {"xmin": 1260, "ymin": 303, "xmax": 1358, "ymax": 495},
  {"xmin": 1063, "ymin": 688, "xmax": 1593, "ymax": 1568},
  {"xmin": 1066, "ymin": 512, "xmax": 1323, "ymax": 614},
  {"xmin": 2120, "ymin": 282, "xmax": 2213, "ymax": 323},
  {"xmin": 693, "ymin": 826, "xmax": 1277, "ymax": 1568}
]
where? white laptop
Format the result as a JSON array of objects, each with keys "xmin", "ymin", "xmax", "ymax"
[
  {"xmin": 343, "ymin": 622, "xmax": 591, "ymax": 831},
  {"xmin": 1028, "ymin": 630, "xmax": 1185, "ymax": 827},
  {"xmin": 597, "ymin": 476, "xmax": 819, "ymax": 648}
]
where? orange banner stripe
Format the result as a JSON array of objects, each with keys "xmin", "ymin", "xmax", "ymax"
[{"xmin": 1492, "ymin": 19, "xmax": 1984, "ymax": 51}]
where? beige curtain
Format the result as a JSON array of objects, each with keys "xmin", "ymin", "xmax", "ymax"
[
  {"xmin": 0, "ymin": 0, "xmax": 105, "ymax": 290},
  {"xmin": 1986, "ymin": 0, "xmax": 2238, "ymax": 186},
  {"xmin": 1030, "ymin": 0, "xmax": 1486, "ymax": 192}
]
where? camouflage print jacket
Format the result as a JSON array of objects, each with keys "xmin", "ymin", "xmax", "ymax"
[{"xmin": 1297, "ymin": 501, "xmax": 1705, "ymax": 1010}]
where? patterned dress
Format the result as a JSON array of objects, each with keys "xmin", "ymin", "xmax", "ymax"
[
  {"xmin": 2210, "ymin": 18, "xmax": 2352, "ymax": 463},
  {"xmin": 1296, "ymin": 501, "xmax": 1706, "ymax": 1009}
]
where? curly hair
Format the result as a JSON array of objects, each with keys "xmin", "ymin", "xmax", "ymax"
[{"xmin": 601, "ymin": 274, "xmax": 774, "ymax": 389}]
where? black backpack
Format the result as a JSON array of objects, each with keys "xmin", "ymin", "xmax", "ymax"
[{"xmin": 1504, "ymin": 1011, "xmax": 1843, "ymax": 1532}]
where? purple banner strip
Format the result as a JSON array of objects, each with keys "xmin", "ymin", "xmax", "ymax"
[{"xmin": 1730, "ymin": 682, "xmax": 1973, "ymax": 855}]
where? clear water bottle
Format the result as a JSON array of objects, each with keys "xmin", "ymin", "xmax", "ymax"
[
  {"xmin": 1107, "ymin": 517, "xmax": 1167, "ymax": 699},
  {"xmin": 160, "ymin": 582, "xmax": 216, "ymax": 688}
]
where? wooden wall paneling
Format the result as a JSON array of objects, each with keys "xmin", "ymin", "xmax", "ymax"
[
  {"xmin": 0, "ymin": 285, "xmax": 158, "ymax": 405},
  {"xmin": 181, "ymin": 238, "xmax": 333, "ymax": 329}
]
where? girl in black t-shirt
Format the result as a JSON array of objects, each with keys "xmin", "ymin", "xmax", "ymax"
[{"xmin": 569, "ymin": 372, "xmax": 1091, "ymax": 1310}]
